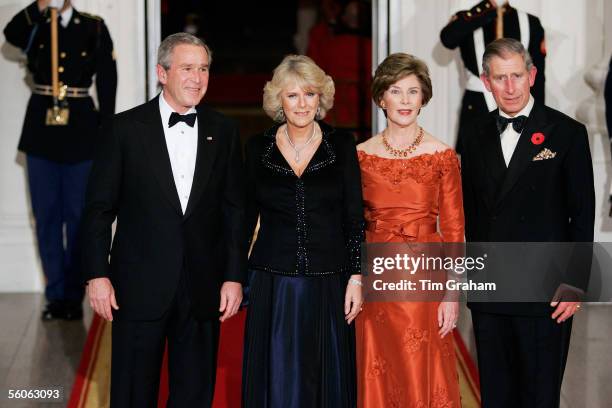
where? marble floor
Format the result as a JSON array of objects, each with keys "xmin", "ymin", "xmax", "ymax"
[
  {"xmin": 0, "ymin": 293, "xmax": 610, "ymax": 407},
  {"xmin": 1, "ymin": 294, "xmax": 93, "ymax": 408}
]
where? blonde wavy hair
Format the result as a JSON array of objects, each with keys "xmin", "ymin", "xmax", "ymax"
[{"xmin": 263, "ymin": 55, "xmax": 335, "ymax": 122}]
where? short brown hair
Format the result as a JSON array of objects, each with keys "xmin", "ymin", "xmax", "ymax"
[
  {"xmin": 158, "ymin": 32, "xmax": 212, "ymax": 70},
  {"xmin": 372, "ymin": 53, "xmax": 432, "ymax": 107}
]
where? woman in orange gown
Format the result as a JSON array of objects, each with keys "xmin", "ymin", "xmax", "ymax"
[{"xmin": 356, "ymin": 53, "xmax": 464, "ymax": 407}]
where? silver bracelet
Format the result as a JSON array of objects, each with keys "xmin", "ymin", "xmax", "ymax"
[{"xmin": 348, "ymin": 278, "xmax": 363, "ymax": 287}]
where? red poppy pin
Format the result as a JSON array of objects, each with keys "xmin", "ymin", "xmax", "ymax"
[{"xmin": 531, "ymin": 132, "xmax": 545, "ymax": 145}]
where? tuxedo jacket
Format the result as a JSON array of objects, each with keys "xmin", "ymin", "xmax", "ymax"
[
  {"xmin": 81, "ymin": 96, "xmax": 246, "ymax": 321},
  {"xmin": 461, "ymin": 103, "xmax": 595, "ymax": 316}
]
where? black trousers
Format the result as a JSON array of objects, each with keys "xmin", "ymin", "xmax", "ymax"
[
  {"xmin": 471, "ymin": 310, "xmax": 573, "ymax": 408},
  {"xmin": 110, "ymin": 272, "xmax": 220, "ymax": 408}
]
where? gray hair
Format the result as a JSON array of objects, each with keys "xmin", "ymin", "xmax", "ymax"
[
  {"xmin": 482, "ymin": 38, "xmax": 533, "ymax": 77},
  {"xmin": 157, "ymin": 32, "xmax": 212, "ymax": 70}
]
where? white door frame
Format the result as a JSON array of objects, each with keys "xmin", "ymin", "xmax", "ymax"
[
  {"xmin": 146, "ymin": 0, "xmax": 161, "ymax": 99},
  {"xmin": 372, "ymin": 0, "xmax": 387, "ymax": 135}
]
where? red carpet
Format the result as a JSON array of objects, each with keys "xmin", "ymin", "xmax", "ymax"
[
  {"xmin": 68, "ymin": 311, "xmax": 480, "ymax": 407},
  {"xmin": 67, "ymin": 311, "xmax": 246, "ymax": 408},
  {"xmin": 157, "ymin": 311, "xmax": 246, "ymax": 407}
]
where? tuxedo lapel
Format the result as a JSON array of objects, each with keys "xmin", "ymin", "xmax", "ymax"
[
  {"xmin": 478, "ymin": 112, "xmax": 507, "ymax": 208},
  {"xmin": 496, "ymin": 103, "xmax": 551, "ymax": 206},
  {"xmin": 138, "ymin": 96, "xmax": 183, "ymax": 215},
  {"xmin": 183, "ymin": 106, "xmax": 218, "ymax": 220}
]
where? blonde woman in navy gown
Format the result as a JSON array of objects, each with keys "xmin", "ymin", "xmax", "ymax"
[{"xmin": 242, "ymin": 55, "xmax": 365, "ymax": 407}]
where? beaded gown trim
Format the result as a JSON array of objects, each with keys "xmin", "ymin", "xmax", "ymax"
[{"xmin": 255, "ymin": 125, "xmax": 364, "ymax": 276}]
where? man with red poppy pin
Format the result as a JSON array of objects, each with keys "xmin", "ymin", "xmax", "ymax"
[{"xmin": 461, "ymin": 38, "xmax": 595, "ymax": 407}]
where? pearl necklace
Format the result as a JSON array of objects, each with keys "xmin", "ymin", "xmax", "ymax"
[{"xmin": 285, "ymin": 124, "xmax": 317, "ymax": 162}]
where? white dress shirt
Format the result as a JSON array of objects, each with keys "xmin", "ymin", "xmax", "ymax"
[
  {"xmin": 59, "ymin": 6, "xmax": 72, "ymax": 28},
  {"xmin": 500, "ymin": 95, "xmax": 535, "ymax": 167},
  {"xmin": 159, "ymin": 92, "xmax": 198, "ymax": 214}
]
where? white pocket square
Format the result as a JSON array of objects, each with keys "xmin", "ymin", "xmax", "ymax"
[{"xmin": 532, "ymin": 148, "xmax": 556, "ymax": 161}]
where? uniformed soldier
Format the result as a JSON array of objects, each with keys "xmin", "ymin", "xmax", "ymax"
[
  {"xmin": 440, "ymin": 0, "xmax": 546, "ymax": 154},
  {"xmin": 4, "ymin": 0, "xmax": 117, "ymax": 320}
]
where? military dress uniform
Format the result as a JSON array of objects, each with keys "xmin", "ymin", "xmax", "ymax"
[
  {"xmin": 440, "ymin": 0, "xmax": 546, "ymax": 154},
  {"xmin": 4, "ymin": 2, "xmax": 117, "ymax": 319}
]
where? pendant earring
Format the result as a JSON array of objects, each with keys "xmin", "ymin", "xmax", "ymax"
[
  {"xmin": 278, "ymin": 108, "xmax": 286, "ymax": 122},
  {"xmin": 315, "ymin": 106, "xmax": 321, "ymax": 120}
]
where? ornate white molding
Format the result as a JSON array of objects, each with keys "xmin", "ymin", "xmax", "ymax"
[{"xmin": 576, "ymin": 58, "xmax": 608, "ymax": 154}]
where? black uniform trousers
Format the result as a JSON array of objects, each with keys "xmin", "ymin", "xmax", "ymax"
[
  {"xmin": 471, "ymin": 310, "xmax": 573, "ymax": 408},
  {"xmin": 110, "ymin": 269, "xmax": 220, "ymax": 408}
]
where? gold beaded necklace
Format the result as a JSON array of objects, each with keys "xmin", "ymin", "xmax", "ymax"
[{"xmin": 382, "ymin": 126, "xmax": 424, "ymax": 158}]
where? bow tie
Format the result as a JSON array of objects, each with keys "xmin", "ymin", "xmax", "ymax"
[
  {"xmin": 169, "ymin": 112, "xmax": 197, "ymax": 128},
  {"xmin": 496, "ymin": 115, "xmax": 527, "ymax": 134}
]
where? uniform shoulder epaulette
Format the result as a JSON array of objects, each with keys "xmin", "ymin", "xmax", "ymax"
[
  {"xmin": 79, "ymin": 12, "xmax": 103, "ymax": 22},
  {"xmin": 462, "ymin": 0, "xmax": 495, "ymax": 21}
]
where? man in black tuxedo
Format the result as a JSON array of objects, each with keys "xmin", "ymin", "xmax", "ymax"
[
  {"xmin": 81, "ymin": 33, "xmax": 246, "ymax": 407},
  {"xmin": 461, "ymin": 38, "xmax": 595, "ymax": 407}
]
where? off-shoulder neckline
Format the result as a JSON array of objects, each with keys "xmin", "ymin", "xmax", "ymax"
[{"xmin": 357, "ymin": 148, "xmax": 456, "ymax": 162}]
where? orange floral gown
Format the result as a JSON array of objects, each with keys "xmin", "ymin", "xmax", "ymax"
[{"xmin": 356, "ymin": 149, "xmax": 465, "ymax": 408}]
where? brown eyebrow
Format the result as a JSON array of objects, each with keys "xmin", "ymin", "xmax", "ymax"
[{"xmin": 389, "ymin": 85, "xmax": 420, "ymax": 90}]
